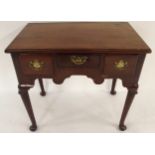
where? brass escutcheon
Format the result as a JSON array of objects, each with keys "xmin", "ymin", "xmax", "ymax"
[
  {"xmin": 115, "ymin": 60, "xmax": 128, "ymax": 70},
  {"xmin": 29, "ymin": 59, "xmax": 44, "ymax": 71},
  {"xmin": 70, "ymin": 55, "xmax": 88, "ymax": 65}
]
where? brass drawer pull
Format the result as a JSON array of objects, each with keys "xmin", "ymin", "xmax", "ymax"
[
  {"xmin": 115, "ymin": 60, "xmax": 128, "ymax": 70},
  {"xmin": 70, "ymin": 55, "xmax": 88, "ymax": 65},
  {"xmin": 29, "ymin": 59, "xmax": 44, "ymax": 71}
]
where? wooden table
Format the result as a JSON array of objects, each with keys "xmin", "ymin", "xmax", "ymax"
[{"xmin": 5, "ymin": 22, "xmax": 151, "ymax": 131}]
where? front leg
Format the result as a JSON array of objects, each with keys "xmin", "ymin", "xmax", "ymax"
[
  {"xmin": 119, "ymin": 85, "xmax": 138, "ymax": 131},
  {"xmin": 18, "ymin": 85, "xmax": 37, "ymax": 131}
]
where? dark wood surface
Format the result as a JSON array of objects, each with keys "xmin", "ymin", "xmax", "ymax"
[
  {"xmin": 6, "ymin": 22, "xmax": 151, "ymax": 53},
  {"xmin": 5, "ymin": 22, "xmax": 151, "ymax": 131}
]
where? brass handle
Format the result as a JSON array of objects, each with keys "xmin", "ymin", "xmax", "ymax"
[
  {"xmin": 70, "ymin": 55, "xmax": 88, "ymax": 65},
  {"xmin": 29, "ymin": 59, "xmax": 44, "ymax": 71},
  {"xmin": 115, "ymin": 60, "xmax": 128, "ymax": 70}
]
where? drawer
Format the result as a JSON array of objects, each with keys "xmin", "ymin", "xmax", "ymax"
[
  {"xmin": 19, "ymin": 54, "xmax": 53, "ymax": 75},
  {"xmin": 55, "ymin": 54, "xmax": 101, "ymax": 68},
  {"xmin": 104, "ymin": 55, "xmax": 138, "ymax": 77}
]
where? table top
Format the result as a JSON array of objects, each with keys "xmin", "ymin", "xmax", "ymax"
[{"xmin": 5, "ymin": 22, "xmax": 151, "ymax": 54}]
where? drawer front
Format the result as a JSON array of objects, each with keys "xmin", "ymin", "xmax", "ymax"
[
  {"xmin": 19, "ymin": 54, "xmax": 53, "ymax": 75},
  {"xmin": 104, "ymin": 55, "xmax": 138, "ymax": 77},
  {"xmin": 55, "ymin": 54, "xmax": 101, "ymax": 68}
]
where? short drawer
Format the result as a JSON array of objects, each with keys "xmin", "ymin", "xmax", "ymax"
[
  {"xmin": 19, "ymin": 54, "xmax": 53, "ymax": 75},
  {"xmin": 55, "ymin": 54, "xmax": 101, "ymax": 68},
  {"xmin": 104, "ymin": 55, "xmax": 138, "ymax": 77}
]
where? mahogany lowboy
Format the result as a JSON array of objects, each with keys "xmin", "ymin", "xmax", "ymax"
[{"xmin": 5, "ymin": 22, "xmax": 151, "ymax": 131}]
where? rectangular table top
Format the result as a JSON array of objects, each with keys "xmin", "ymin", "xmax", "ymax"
[{"xmin": 5, "ymin": 22, "xmax": 151, "ymax": 54}]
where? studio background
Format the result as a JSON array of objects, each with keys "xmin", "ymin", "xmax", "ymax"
[{"xmin": 0, "ymin": 21, "xmax": 155, "ymax": 132}]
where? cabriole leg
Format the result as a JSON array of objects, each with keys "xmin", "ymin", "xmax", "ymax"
[
  {"xmin": 119, "ymin": 86, "xmax": 138, "ymax": 131},
  {"xmin": 18, "ymin": 85, "xmax": 37, "ymax": 131}
]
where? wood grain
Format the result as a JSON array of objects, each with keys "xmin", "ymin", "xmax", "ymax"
[{"xmin": 6, "ymin": 22, "xmax": 151, "ymax": 53}]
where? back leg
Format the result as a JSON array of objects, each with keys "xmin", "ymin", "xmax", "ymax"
[
  {"xmin": 110, "ymin": 78, "xmax": 117, "ymax": 95},
  {"xmin": 38, "ymin": 78, "xmax": 46, "ymax": 96}
]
